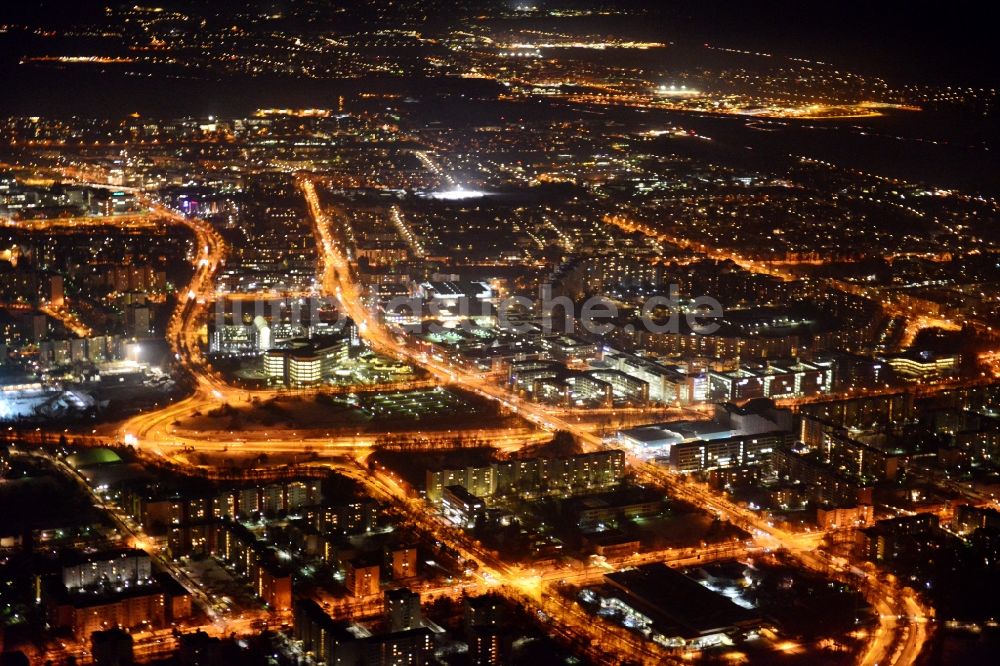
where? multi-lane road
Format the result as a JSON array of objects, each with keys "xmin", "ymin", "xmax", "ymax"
[
  {"xmin": 28, "ymin": 173, "xmax": 934, "ymax": 665},
  {"xmin": 298, "ymin": 176, "xmax": 933, "ymax": 665}
]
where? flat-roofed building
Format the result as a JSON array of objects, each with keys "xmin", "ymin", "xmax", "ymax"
[
  {"xmin": 264, "ymin": 337, "xmax": 350, "ymax": 386},
  {"xmin": 441, "ymin": 485, "xmax": 485, "ymax": 528},
  {"xmin": 385, "ymin": 588, "xmax": 422, "ymax": 632},
  {"xmin": 600, "ymin": 563, "xmax": 765, "ymax": 650},
  {"xmin": 61, "ymin": 548, "xmax": 152, "ymax": 591},
  {"xmin": 885, "ymin": 350, "xmax": 960, "ymax": 381},
  {"xmin": 345, "ymin": 557, "xmax": 381, "ymax": 597},
  {"xmin": 669, "ymin": 432, "xmax": 788, "ymax": 473},
  {"xmin": 425, "ymin": 450, "xmax": 626, "ymax": 503},
  {"xmin": 295, "ymin": 599, "xmax": 435, "ymax": 665},
  {"xmin": 386, "ymin": 543, "xmax": 418, "ymax": 581}
]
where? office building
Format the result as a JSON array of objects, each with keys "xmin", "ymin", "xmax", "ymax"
[{"xmin": 441, "ymin": 485, "xmax": 485, "ymax": 528}]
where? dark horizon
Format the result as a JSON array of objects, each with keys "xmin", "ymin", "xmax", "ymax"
[{"xmin": 4, "ymin": 0, "xmax": 998, "ymax": 85}]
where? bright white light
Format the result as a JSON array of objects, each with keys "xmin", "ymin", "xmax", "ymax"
[
  {"xmin": 123, "ymin": 433, "xmax": 138, "ymax": 446},
  {"xmin": 427, "ymin": 188, "xmax": 489, "ymax": 200}
]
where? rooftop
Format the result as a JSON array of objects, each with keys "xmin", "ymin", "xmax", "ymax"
[{"xmin": 605, "ymin": 563, "xmax": 763, "ymax": 638}]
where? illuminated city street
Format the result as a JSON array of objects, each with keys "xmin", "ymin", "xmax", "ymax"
[{"xmin": 2, "ymin": 3, "xmax": 999, "ymax": 666}]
